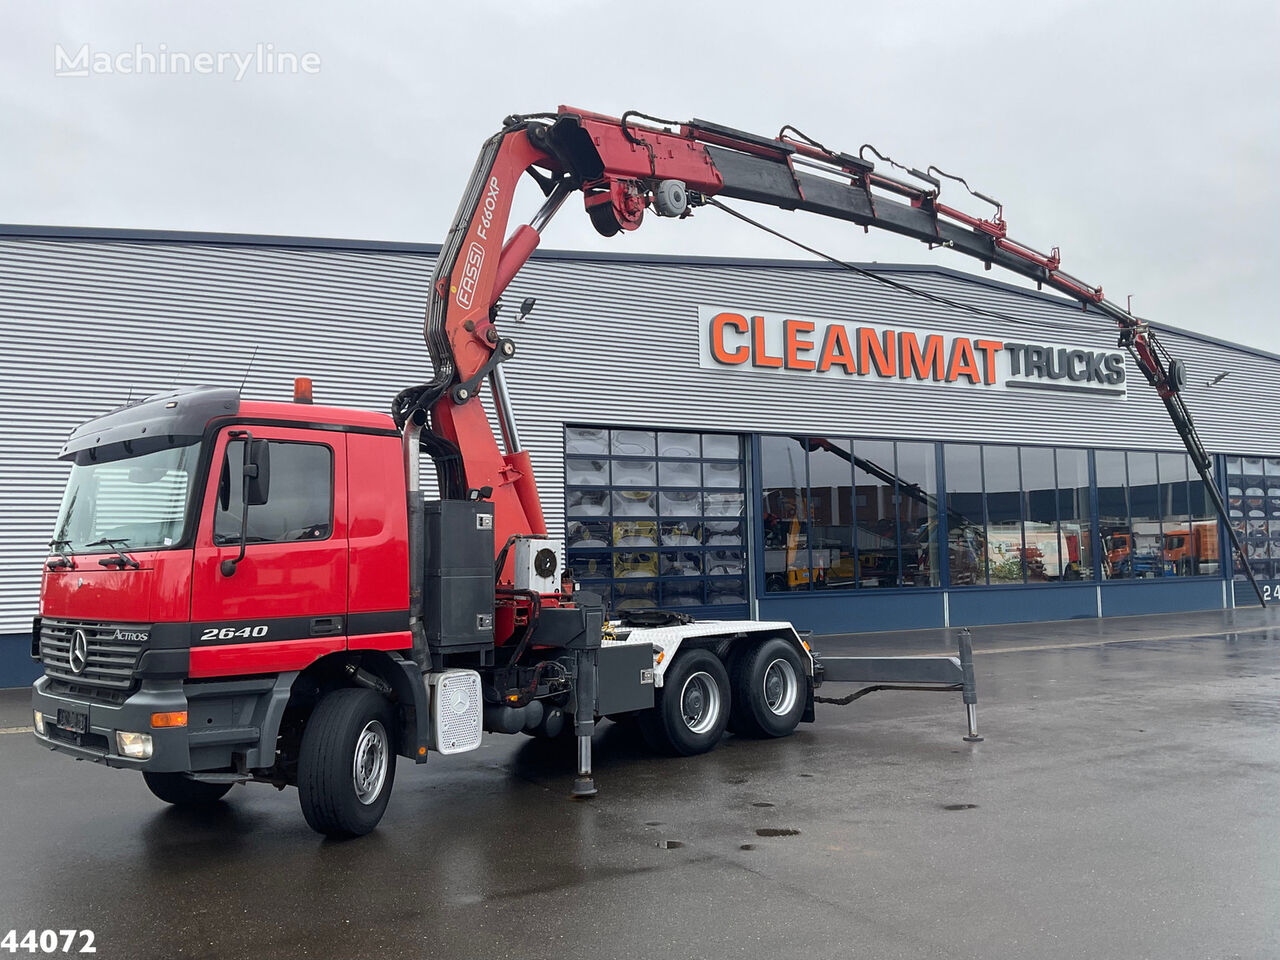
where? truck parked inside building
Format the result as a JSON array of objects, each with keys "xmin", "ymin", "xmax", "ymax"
[{"xmin": 30, "ymin": 106, "xmax": 1254, "ymax": 836}]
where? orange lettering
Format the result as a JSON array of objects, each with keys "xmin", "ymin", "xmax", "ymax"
[
  {"xmin": 972, "ymin": 337, "xmax": 1003, "ymax": 384},
  {"xmin": 710, "ymin": 312, "xmax": 750, "ymax": 365},
  {"xmin": 817, "ymin": 324, "xmax": 857, "ymax": 373},
  {"xmin": 974, "ymin": 339, "xmax": 1003, "ymax": 385},
  {"xmin": 784, "ymin": 319, "xmax": 816, "ymax": 370},
  {"xmin": 947, "ymin": 337, "xmax": 982, "ymax": 383},
  {"xmin": 858, "ymin": 328, "xmax": 896, "ymax": 378},
  {"xmin": 752, "ymin": 315, "xmax": 782, "ymax": 368},
  {"xmin": 899, "ymin": 332, "xmax": 946, "ymax": 380}
]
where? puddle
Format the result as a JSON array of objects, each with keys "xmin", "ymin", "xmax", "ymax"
[
  {"xmin": 643, "ymin": 821, "xmax": 663, "ymax": 826},
  {"xmin": 942, "ymin": 803, "xmax": 979, "ymax": 811},
  {"xmin": 751, "ymin": 801, "xmax": 775, "ymax": 808},
  {"xmin": 656, "ymin": 839, "xmax": 684, "ymax": 849},
  {"xmin": 798, "ymin": 773, "xmax": 815, "ymax": 778},
  {"xmin": 739, "ymin": 844, "xmax": 757, "ymax": 851},
  {"xmin": 755, "ymin": 827, "xmax": 800, "ymax": 837}
]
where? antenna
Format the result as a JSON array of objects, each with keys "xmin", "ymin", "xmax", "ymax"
[
  {"xmin": 171, "ymin": 354, "xmax": 192, "ymax": 389},
  {"xmin": 239, "ymin": 347, "xmax": 260, "ymax": 393}
]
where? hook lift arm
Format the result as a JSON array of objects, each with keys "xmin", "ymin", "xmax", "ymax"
[{"xmin": 392, "ymin": 106, "xmax": 1263, "ymax": 607}]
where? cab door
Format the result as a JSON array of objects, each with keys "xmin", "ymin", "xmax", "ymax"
[{"xmin": 189, "ymin": 426, "xmax": 348, "ymax": 678}]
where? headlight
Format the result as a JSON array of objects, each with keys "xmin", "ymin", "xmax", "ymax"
[
  {"xmin": 115, "ymin": 731, "xmax": 153, "ymax": 759},
  {"xmin": 33, "ymin": 710, "xmax": 44, "ymax": 735}
]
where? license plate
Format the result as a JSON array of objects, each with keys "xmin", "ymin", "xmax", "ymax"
[{"xmin": 56, "ymin": 709, "xmax": 88, "ymax": 734}]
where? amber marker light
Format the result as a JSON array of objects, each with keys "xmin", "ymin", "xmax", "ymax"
[
  {"xmin": 151, "ymin": 711, "xmax": 188, "ymax": 728},
  {"xmin": 293, "ymin": 377, "xmax": 314, "ymax": 403}
]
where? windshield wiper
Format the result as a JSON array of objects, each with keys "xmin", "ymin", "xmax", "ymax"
[
  {"xmin": 86, "ymin": 538, "xmax": 141, "ymax": 570},
  {"xmin": 47, "ymin": 538, "xmax": 76, "ymax": 570}
]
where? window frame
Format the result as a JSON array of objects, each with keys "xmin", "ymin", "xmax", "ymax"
[{"xmin": 211, "ymin": 436, "xmax": 337, "ymax": 547}]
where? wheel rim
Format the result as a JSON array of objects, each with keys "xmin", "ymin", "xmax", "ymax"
[
  {"xmin": 679, "ymin": 671, "xmax": 722, "ymax": 734},
  {"xmin": 352, "ymin": 719, "xmax": 389, "ymax": 805},
  {"xmin": 762, "ymin": 658, "xmax": 799, "ymax": 717}
]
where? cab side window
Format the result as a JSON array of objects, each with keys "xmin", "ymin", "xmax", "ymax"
[{"xmin": 214, "ymin": 440, "xmax": 334, "ymax": 544}]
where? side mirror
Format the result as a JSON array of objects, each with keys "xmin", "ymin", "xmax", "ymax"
[
  {"xmin": 221, "ymin": 432, "xmax": 269, "ymax": 577},
  {"xmin": 246, "ymin": 439, "xmax": 270, "ymax": 506}
]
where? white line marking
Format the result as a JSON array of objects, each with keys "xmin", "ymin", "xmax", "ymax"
[{"xmin": 973, "ymin": 622, "xmax": 1279, "ymax": 655}]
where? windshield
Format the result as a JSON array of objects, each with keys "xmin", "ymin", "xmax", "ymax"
[{"xmin": 53, "ymin": 442, "xmax": 202, "ymax": 553}]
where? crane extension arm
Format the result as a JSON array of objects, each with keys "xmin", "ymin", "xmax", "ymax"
[{"xmin": 392, "ymin": 106, "xmax": 1263, "ymax": 605}]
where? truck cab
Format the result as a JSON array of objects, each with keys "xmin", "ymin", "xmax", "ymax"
[{"xmin": 32, "ymin": 385, "xmax": 414, "ymax": 799}]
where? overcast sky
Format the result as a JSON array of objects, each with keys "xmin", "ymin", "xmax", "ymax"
[{"xmin": 2, "ymin": 0, "xmax": 1276, "ymax": 351}]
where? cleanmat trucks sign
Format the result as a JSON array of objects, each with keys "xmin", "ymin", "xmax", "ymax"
[{"xmin": 698, "ymin": 306, "xmax": 1127, "ymax": 398}]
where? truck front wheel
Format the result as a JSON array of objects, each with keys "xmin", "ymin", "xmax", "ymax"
[
  {"xmin": 729, "ymin": 638, "xmax": 806, "ymax": 738},
  {"xmin": 639, "ymin": 649, "xmax": 731, "ymax": 756},
  {"xmin": 297, "ymin": 688, "xmax": 397, "ymax": 838},
  {"xmin": 142, "ymin": 772, "xmax": 233, "ymax": 805}
]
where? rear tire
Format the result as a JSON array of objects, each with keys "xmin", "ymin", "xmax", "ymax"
[
  {"xmin": 638, "ymin": 648, "xmax": 731, "ymax": 756},
  {"xmin": 729, "ymin": 637, "xmax": 807, "ymax": 739},
  {"xmin": 143, "ymin": 772, "xmax": 233, "ymax": 806},
  {"xmin": 297, "ymin": 688, "xmax": 397, "ymax": 838}
]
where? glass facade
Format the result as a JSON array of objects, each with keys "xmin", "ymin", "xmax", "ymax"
[
  {"xmin": 944, "ymin": 444, "xmax": 1098, "ymax": 586},
  {"xmin": 761, "ymin": 436, "xmax": 940, "ymax": 592},
  {"xmin": 1097, "ymin": 450, "xmax": 1217, "ymax": 579},
  {"xmin": 763, "ymin": 437, "xmax": 1214, "ymax": 593},
  {"xmin": 568, "ymin": 425, "xmax": 1228, "ymax": 616},
  {"xmin": 565, "ymin": 426, "xmax": 747, "ymax": 615},
  {"xmin": 1225, "ymin": 455, "xmax": 1280, "ymax": 581}
]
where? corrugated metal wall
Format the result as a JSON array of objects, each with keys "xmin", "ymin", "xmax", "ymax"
[{"xmin": 2, "ymin": 230, "xmax": 1277, "ymax": 635}]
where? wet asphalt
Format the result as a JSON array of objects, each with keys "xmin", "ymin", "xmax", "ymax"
[{"xmin": 1, "ymin": 609, "xmax": 1277, "ymax": 960}]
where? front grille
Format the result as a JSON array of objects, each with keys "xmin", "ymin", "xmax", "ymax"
[{"xmin": 40, "ymin": 619, "xmax": 147, "ymax": 695}]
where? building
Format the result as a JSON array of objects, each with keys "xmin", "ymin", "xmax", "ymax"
[{"xmin": 2, "ymin": 225, "xmax": 1276, "ymax": 688}]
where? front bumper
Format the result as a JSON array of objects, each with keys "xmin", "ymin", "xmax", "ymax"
[
  {"xmin": 31, "ymin": 674, "xmax": 289, "ymax": 774},
  {"xmin": 31, "ymin": 676, "xmax": 193, "ymax": 771}
]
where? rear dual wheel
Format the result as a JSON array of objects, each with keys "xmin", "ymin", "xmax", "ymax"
[
  {"xmin": 639, "ymin": 648, "xmax": 731, "ymax": 756},
  {"xmin": 729, "ymin": 638, "xmax": 807, "ymax": 739}
]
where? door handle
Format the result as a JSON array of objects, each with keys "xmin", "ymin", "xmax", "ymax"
[{"xmin": 310, "ymin": 617, "xmax": 343, "ymax": 637}]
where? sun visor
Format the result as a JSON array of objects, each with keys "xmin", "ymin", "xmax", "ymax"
[{"xmin": 59, "ymin": 386, "xmax": 240, "ymax": 465}]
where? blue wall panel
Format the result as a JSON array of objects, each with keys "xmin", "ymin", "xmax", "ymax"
[
  {"xmin": 1, "ymin": 635, "xmax": 40, "ymax": 689},
  {"xmin": 1230, "ymin": 578, "xmax": 1279, "ymax": 608},
  {"xmin": 948, "ymin": 583, "xmax": 1098, "ymax": 627},
  {"xmin": 1101, "ymin": 578, "xmax": 1224, "ymax": 617},
  {"xmin": 759, "ymin": 591, "xmax": 945, "ymax": 635}
]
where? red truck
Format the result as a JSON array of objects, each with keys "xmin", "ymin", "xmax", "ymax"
[{"xmin": 30, "ymin": 106, "xmax": 1246, "ymax": 837}]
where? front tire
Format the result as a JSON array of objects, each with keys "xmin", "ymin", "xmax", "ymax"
[
  {"xmin": 143, "ymin": 771, "xmax": 233, "ymax": 806},
  {"xmin": 729, "ymin": 637, "xmax": 807, "ymax": 739},
  {"xmin": 297, "ymin": 688, "xmax": 397, "ymax": 838},
  {"xmin": 638, "ymin": 648, "xmax": 731, "ymax": 756}
]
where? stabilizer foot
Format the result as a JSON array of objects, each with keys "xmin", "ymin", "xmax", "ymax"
[
  {"xmin": 571, "ymin": 776, "xmax": 597, "ymax": 798},
  {"xmin": 963, "ymin": 702, "xmax": 982, "ymax": 742}
]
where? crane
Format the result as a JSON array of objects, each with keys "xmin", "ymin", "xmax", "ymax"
[{"xmin": 391, "ymin": 106, "xmax": 1262, "ymax": 608}]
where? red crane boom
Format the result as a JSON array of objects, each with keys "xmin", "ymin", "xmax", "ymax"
[{"xmin": 391, "ymin": 106, "xmax": 1261, "ymax": 605}]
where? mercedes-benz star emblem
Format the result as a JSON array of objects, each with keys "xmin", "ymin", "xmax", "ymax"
[{"xmin": 69, "ymin": 629, "xmax": 89, "ymax": 675}]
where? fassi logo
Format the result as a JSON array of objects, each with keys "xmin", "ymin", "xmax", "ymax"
[
  {"xmin": 456, "ymin": 242, "xmax": 485, "ymax": 310},
  {"xmin": 700, "ymin": 308, "xmax": 1126, "ymax": 395},
  {"xmin": 455, "ymin": 177, "xmax": 501, "ymax": 310}
]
